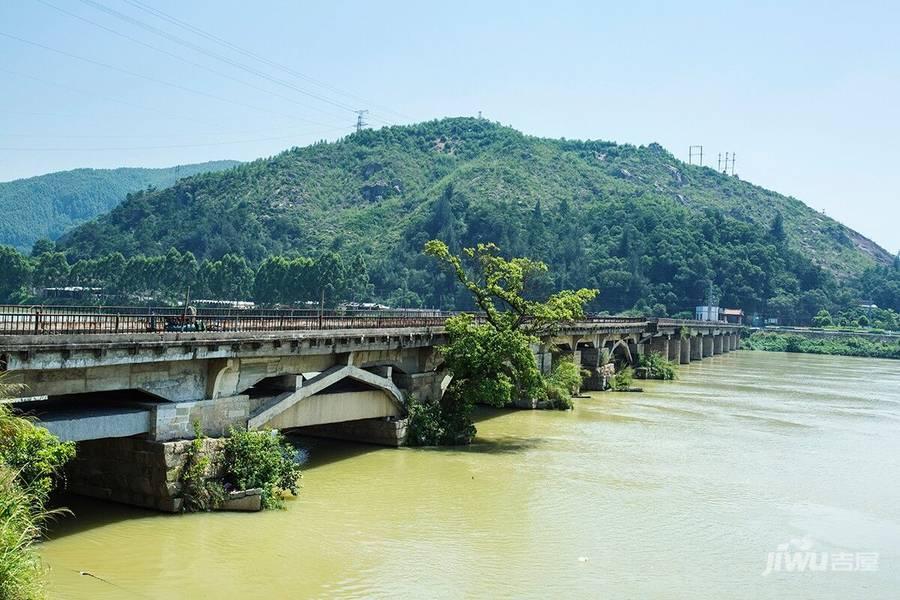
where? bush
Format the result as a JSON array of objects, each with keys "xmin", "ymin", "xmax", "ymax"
[
  {"xmin": 811, "ymin": 309, "xmax": 833, "ymax": 327},
  {"xmin": 544, "ymin": 358, "xmax": 584, "ymax": 409},
  {"xmin": 637, "ymin": 352, "xmax": 678, "ymax": 380},
  {"xmin": 0, "ymin": 407, "xmax": 75, "ymax": 506},
  {"xmin": 610, "ymin": 367, "xmax": 634, "ymax": 390},
  {"xmin": 0, "ymin": 467, "xmax": 46, "ymax": 600},
  {"xmin": 223, "ymin": 428, "xmax": 302, "ymax": 509},
  {"xmin": 406, "ymin": 388, "xmax": 476, "ymax": 446},
  {"xmin": 0, "ymin": 383, "xmax": 73, "ymax": 599},
  {"xmin": 179, "ymin": 422, "xmax": 225, "ymax": 513}
]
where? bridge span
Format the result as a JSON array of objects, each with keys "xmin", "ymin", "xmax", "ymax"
[{"xmin": 0, "ymin": 306, "xmax": 740, "ymax": 511}]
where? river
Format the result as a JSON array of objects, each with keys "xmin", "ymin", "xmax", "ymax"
[{"xmin": 41, "ymin": 351, "xmax": 900, "ymax": 599}]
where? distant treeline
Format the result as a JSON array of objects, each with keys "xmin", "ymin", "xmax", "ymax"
[
  {"xmin": 745, "ymin": 331, "xmax": 900, "ymax": 360},
  {"xmin": 1, "ymin": 234, "xmax": 899, "ymax": 326},
  {"xmin": 0, "ymin": 244, "xmax": 372, "ymax": 308}
]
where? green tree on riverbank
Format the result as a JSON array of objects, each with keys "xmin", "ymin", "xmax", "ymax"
[{"xmin": 410, "ymin": 241, "xmax": 596, "ymax": 445}]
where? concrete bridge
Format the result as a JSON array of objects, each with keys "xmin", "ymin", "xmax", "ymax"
[{"xmin": 0, "ymin": 306, "xmax": 740, "ymax": 511}]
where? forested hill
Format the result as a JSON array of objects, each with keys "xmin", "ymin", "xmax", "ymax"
[
  {"xmin": 55, "ymin": 118, "xmax": 898, "ymax": 319},
  {"xmin": 0, "ymin": 160, "xmax": 240, "ymax": 251}
]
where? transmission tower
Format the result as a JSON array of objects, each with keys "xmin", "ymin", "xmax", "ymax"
[
  {"xmin": 688, "ymin": 145, "xmax": 703, "ymax": 166},
  {"xmin": 355, "ymin": 109, "xmax": 369, "ymax": 133}
]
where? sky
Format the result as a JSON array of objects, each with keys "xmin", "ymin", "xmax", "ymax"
[{"xmin": 1, "ymin": 0, "xmax": 898, "ymax": 253}]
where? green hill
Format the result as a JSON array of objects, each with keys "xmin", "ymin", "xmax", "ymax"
[
  {"xmin": 54, "ymin": 118, "xmax": 898, "ymax": 320},
  {"xmin": 0, "ymin": 160, "xmax": 240, "ymax": 252}
]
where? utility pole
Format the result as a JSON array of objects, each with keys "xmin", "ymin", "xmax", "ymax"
[
  {"xmin": 355, "ymin": 109, "xmax": 368, "ymax": 133},
  {"xmin": 689, "ymin": 145, "xmax": 703, "ymax": 166},
  {"xmin": 717, "ymin": 153, "xmax": 722, "ymax": 172},
  {"xmin": 731, "ymin": 152, "xmax": 736, "ymax": 176}
]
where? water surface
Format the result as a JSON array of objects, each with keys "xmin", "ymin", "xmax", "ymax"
[{"xmin": 42, "ymin": 351, "xmax": 900, "ymax": 598}]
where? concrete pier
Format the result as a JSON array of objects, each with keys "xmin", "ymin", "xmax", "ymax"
[{"xmin": 680, "ymin": 337, "xmax": 691, "ymax": 364}]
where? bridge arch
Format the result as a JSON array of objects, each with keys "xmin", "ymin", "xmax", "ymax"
[{"xmin": 247, "ymin": 365, "xmax": 405, "ymax": 431}]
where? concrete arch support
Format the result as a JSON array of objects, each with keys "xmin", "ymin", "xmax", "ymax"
[{"xmin": 248, "ymin": 365, "xmax": 404, "ymax": 430}]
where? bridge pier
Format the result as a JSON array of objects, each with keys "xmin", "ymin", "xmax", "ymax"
[
  {"xmin": 667, "ymin": 337, "xmax": 679, "ymax": 362},
  {"xmin": 690, "ymin": 335, "xmax": 702, "ymax": 361},
  {"xmin": 713, "ymin": 334, "xmax": 724, "ymax": 355},
  {"xmin": 702, "ymin": 335, "xmax": 714, "ymax": 358},
  {"xmin": 579, "ymin": 346, "xmax": 605, "ymax": 391},
  {"xmin": 649, "ymin": 336, "xmax": 669, "ymax": 359},
  {"xmin": 679, "ymin": 337, "xmax": 691, "ymax": 364}
]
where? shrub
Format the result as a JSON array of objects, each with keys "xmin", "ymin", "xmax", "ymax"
[
  {"xmin": 0, "ymin": 466, "xmax": 46, "ymax": 600},
  {"xmin": 811, "ymin": 309, "xmax": 833, "ymax": 327},
  {"xmin": 610, "ymin": 367, "xmax": 634, "ymax": 390},
  {"xmin": 406, "ymin": 389, "xmax": 476, "ymax": 446},
  {"xmin": 544, "ymin": 358, "xmax": 584, "ymax": 409},
  {"xmin": 179, "ymin": 422, "xmax": 225, "ymax": 513},
  {"xmin": 223, "ymin": 428, "xmax": 302, "ymax": 509},
  {"xmin": 406, "ymin": 395, "xmax": 446, "ymax": 446},
  {"xmin": 0, "ymin": 406, "xmax": 75, "ymax": 506},
  {"xmin": 0, "ymin": 378, "xmax": 73, "ymax": 599},
  {"xmin": 637, "ymin": 352, "xmax": 678, "ymax": 380}
]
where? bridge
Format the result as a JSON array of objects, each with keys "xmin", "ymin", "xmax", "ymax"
[{"xmin": 0, "ymin": 305, "xmax": 741, "ymax": 511}]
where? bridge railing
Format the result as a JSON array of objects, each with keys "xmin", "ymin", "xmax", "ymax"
[
  {"xmin": 0, "ymin": 305, "xmax": 739, "ymax": 336},
  {"xmin": 0, "ymin": 305, "xmax": 452, "ymax": 336}
]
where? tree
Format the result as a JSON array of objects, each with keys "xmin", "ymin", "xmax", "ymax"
[
  {"xmin": 30, "ymin": 239, "xmax": 55, "ymax": 257},
  {"xmin": 769, "ymin": 212, "xmax": 786, "ymax": 245},
  {"xmin": 811, "ymin": 309, "xmax": 833, "ymax": 327},
  {"xmin": 32, "ymin": 252, "xmax": 70, "ymax": 289},
  {"xmin": 420, "ymin": 240, "xmax": 597, "ymax": 444},
  {"xmin": 0, "ymin": 246, "xmax": 31, "ymax": 301},
  {"xmin": 312, "ymin": 252, "xmax": 346, "ymax": 308}
]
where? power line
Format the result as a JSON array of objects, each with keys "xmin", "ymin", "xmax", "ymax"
[
  {"xmin": 0, "ymin": 31, "xmax": 336, "ymax": 125},
  {"xmin": 36, "ymin": 0, "xmax": 347, "ymax": 127},
  {"xmin": 0, "ymin": 126, "xmax": 353, "ymax": 152},
  {"xmin": 120, "ymin": 0, "xmax": 408, "ymax": 124},
  {"xmin": 78, "ymin": 0, "xmax": 374, "ymax": 123},
  {"xmin": 0, "ymin": 67, "xmax": 249, "ymax": 128}
]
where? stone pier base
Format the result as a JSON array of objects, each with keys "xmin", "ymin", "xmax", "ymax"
[{"xmin": 66, "ymin": 437, "xmax": 225, "ymax": 513}]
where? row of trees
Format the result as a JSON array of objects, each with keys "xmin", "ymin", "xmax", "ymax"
[{"xmin": 0, "ymin": 244, "xmax": 373, "ymax": 307}]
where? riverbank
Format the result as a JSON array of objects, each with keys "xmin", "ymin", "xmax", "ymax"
[{"xmin": 745, "ymin": 331, "xmax": 900, "ymax": 359}]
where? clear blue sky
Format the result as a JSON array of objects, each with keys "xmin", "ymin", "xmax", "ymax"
[{"xmin": 1, "ymin": 0, "xmax": 898, "ymax": 253}]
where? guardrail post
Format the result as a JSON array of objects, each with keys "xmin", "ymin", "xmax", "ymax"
[{"xmin": 115, "ymin": 313, "xmax": 120, "ymax": 333}]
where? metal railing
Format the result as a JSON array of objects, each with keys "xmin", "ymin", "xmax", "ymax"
[
  {"xmin": 0, "ymin": 305, "xmax": 736, "ymax": 337},
  {"xmin": 0, "ymin": 305, "xmax": 451, "ymax": 336}
]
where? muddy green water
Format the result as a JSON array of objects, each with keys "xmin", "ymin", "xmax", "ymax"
[{"xmin": 41, "ymin": 351, "xmax": 900, "ymax": 599}]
